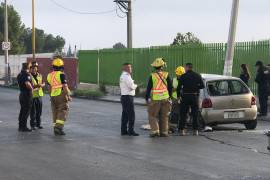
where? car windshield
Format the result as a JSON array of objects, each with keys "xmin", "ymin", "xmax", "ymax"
[{"xmin": 207, "ymin": 80, "xmax": 249, "ymax": 96}]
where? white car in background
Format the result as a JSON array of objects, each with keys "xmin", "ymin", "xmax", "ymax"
[{"xmin": 199, "ymin": 74, "xmax": 257, "ymax": 130}]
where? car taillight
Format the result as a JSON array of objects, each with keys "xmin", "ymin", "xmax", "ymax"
[
  {"xmin": 251, "ymin": 96, "xmax": 256, "ymax": 106},
  {"xmin": 202, "ymin": 98, "xmax": 213, "ymax": 108}
]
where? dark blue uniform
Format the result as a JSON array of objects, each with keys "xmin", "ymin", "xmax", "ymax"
[
  {"xmin": 17, "ymin": 70, "xmax": 33, "ymax": 131},
  {"xmin": 177, "ymin": 70, "xmax": 204, "ymax": 130}
]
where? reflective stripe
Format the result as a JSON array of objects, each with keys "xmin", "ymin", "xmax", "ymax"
[
  {"xmin": 56, "ymin": 120, "xmax": 65, "ymax": 125},
  {"xmin": 51, "ymin": 72, "xmax": 63, "ymax": 89}
]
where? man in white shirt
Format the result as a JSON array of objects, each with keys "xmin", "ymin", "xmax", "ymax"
[{"xmin": 119, "ymin": 63, "xmax": 139, "ymax": 136}]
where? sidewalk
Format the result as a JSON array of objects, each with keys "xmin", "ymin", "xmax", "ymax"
[{"xmin": 98, "ymin": 95, "xmax": 146, "ymax": 106}]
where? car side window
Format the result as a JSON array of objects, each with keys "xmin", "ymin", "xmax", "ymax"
[
  {"xmin": 207, "ymin": 80, "xmax": 229, "ymax": 96},
  {"xmin": 229, "ymin": 80, "xmax": 249, "ymax": 95}
]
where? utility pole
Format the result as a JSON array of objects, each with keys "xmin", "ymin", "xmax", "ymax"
[
  {"xmin": 114, "ymin": 0, "xmax": 132, "ymax": 48},
  {"xmin": 223, "ymin": 0, "xmax": 240, "ymax": 76},
  {"xmin": 32, "ymin": 0, "xmax": 36, "ymax": 61},
  {"xmin": 4, "ymin": 0, "xmax": 10, "ymax": 85}
]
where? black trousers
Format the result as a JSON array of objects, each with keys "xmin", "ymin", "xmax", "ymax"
[
  {"xmin": 18, "ymin": 92, "xmax": 32, "ymax": 129},
  {"xmin": 121, "ymin": 95, "xmax": 135, "ymax": 133},
  {"xmin": 179, "ymin": 94, "xmax": 199, "ymax": 130},
  {"xmin": 30, "ymin": 97, "xmax": 43, "ymax": 127},
  {"xmin": 258, "ymin": 91, "xmax": 268, "ymax": 115}
]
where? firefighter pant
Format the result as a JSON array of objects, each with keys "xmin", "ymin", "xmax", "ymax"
[
  {"xmin": 148, "ymin": 99, "xmax": 171, "ymax": 135},
  {"xmin": 30, "ymin": 97, "xmax": 42, "ymax": 127},
  {"xmin": 51, "ymin": 93, "xmax": 69, "ymax": 129},
  {"xmin": 179, "ymin": 94, "xmax": 199, "ymax": 130},
  {"xmin": 18, "ymin": 92, "xmax": 32, "ymax": 129}
]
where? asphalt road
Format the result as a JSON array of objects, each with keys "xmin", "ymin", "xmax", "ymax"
[{"xmin": 0, "ymin": 88, "xmax": 270, "ymax": 180}]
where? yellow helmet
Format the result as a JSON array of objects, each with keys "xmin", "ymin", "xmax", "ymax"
[
  {"xmin": 175, "ymin": 66, "xmax": 185, "ymax": 76},
  {"xmin": 151, "ymin": 58, "xmax": 166, "ymax": 68},
  {"xmin": 52, "ymin": 58, "xmax": 64, "ymax": 67}
]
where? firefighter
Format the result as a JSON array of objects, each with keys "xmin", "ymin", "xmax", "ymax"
[
  {"xmin": 30, "ymin": 62, "xmax": 45, "ymax": 130},
  {"xmin": 169, "ymin": 66, "xmax": 185, "ymax": 133},
  {"xmin": 177, "ymin": 63, "xmax": 204, "ymax": 136},
  {"xmin": 47, "ymin": 57, "xmax": 72, "ymax": 136},
  {"xmin": 145, "ymin": 58, "xmax": 172, "ymax": 137}
]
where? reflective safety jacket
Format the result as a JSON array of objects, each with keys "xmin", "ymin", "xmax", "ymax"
[
  {"xmin": 172, "ymin": 77, "xmax": 178, "ymax": 99},
  {"xmin": 47, "ymin": 71, "xmax": 63, "ymax": 97},
  {"xmin": 32, "ymin": 73, "xmax": 44, "ymax": 98},
  {"xmin": 151, "ymin": 71, "xmax": 169, "ymax": 100}
]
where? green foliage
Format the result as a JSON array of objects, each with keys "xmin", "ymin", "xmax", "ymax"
[
  {"xmin": 0, "ymin": 3, "xmax": 65, "ymax": 55},
  {"xmin": 0, "ymin": 3, "xmax": 25, "ymax": 54},
  {"xmin": 73, "ymin": 89, "xmax": 105, "ymax": 99},
  {"xmin": 171, "ymin": 32, "xmax": 202, "ymax": 46},
  {"xmin": 113, "ymin": 42, "xmax": 126, "ymax": 49}
]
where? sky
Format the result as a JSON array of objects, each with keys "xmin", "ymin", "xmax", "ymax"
[{"xmin": 6, "ymin": 0, "xmax": 270, "ymax": 50}]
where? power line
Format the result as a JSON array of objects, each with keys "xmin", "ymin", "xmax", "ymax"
[{"xmin": 49, "ymin": 0, "xmax": 116, "ymax": 15}]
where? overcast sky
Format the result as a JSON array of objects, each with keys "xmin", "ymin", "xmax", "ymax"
[{"xmin": 8, "ymin": 0, "xmax": 270, "ymax": 50}]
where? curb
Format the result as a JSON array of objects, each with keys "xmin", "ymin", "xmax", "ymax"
[{"xmin": 72, "ymin": 95, "xmax": 146, "ymax": 106}]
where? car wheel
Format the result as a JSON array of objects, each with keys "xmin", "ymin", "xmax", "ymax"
[{"xmin": 244, "ymin": 120, "xmax": 257, "ymax": 130}]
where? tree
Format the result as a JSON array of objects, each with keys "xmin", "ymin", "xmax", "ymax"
[
  {"xmin": 171, "ymin": 32, "xmax": 202, "ymax": 46},
  {"xmin": 66, "ymin": 44, "xmax": 73, "ymax": 57},
  {"xmin": 113, "ymin": 42, "xmax": 126, "ymax": 49},
  {"xmin": 0, "ymin": 3, "xmax": 65, "ymax": 55},
  {"xmin": 0, "ymin": 3, "xmax": 25, "ymax": 55}
]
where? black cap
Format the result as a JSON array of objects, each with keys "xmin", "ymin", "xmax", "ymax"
[{"xmin": 255, "ymin": 61, "xmax": 263, "ymax": 66}]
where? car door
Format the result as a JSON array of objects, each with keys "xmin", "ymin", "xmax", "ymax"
[{"xmin": 228, "ymin": 80, "xmax": 252, "ymax": 109}]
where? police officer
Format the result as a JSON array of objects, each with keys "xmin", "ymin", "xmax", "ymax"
[
  {"xmin": 47, "ymin": 56, "xmax": 72, "ymax": 136},
  {"xmin": 177, "ymin": 63, "xmax": 204, "ymax": 136},
  {"xmin": 17, "ymin": 63, "xmax": 33, "ymax": 132},
  {"xmin": 145, "ymin": 58, "xmax": 172, "ymax": 137},
  {"xmin": 255, "ymin": 61, "xmax": 269, "ymax": 117},
  {"xmin": 30, "ymin": 62, "xmax": 45, "ymax": 130}
]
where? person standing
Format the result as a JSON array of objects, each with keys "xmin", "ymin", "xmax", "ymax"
[
  {"xmin": 145, "ymin": 58, "xmax": 172, "ymax": 137},
  {"xmin": 177, "ymin": 63, "xmax": 204, "ymax": 136},
  {"xmin": 119, "ymin": 63, "xmax": 139, "ymax": 136},
  {"xmin": 169, "ymin": 66, "xmax": 185, "ymax": 133},
  {"xmin": 239, "ymin": 64, "xmax": 251, "ymax": 86},
  {"xmin": 255, "ymin": 61, "xmax": 269, "ymax": 117},
  {"xmin": 17, "ymin": 63, "xmax": 33, "ymax": 132},
  {"xmin": 30, "ymin": 62, "xmax": 45, "ymax": 130},
  {"xmin": 47, "ymin": 57, "xmax": 72, "ymax": 136}
]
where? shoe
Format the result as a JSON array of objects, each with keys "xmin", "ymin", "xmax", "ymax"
[
  {"xmin": 121, "ymin": 132, "xmax": 129, "ymax": 136},
  {"xmin": 54, "ymin": 128, "xmax": 66, "ymax": 136},
  {"xmin": 37, "ymin": 126, "xmax": 43, "ymax": 129},
  {"xmin": 160, "ymin": 133, "xmax": 169, "ymax": 137},
  {"xmin": 193, "ymin": 130, "xmax": 199, "ymax": 136},
  {"xmin": 149, "ymin": 133, "xmax": 160, "ymax": 138},
  {"xmin": 31, "ymin": 127, "xmax": 36, "ymax": 131},
  {"xmin": 18, "ymin": 127, "xmax": 32, "ymax": 132},
  {"xmin": 179, "ymin": 130, "xmax": 186, "ymax": 136},
  {"xmin": 129, "ymin": 132, "xmax": 139, "ymax": 136}
]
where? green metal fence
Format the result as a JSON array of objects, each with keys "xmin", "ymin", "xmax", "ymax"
[{"xmin": 78, "ymin": 40, "xmax": 270, "ymax": 93}]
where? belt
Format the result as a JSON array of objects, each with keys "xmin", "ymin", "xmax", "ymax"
[{"xmin": 183, "ymin": 93, "xmax": 199, "ymax": 95}]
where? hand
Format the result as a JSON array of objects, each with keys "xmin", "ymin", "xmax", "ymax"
[
  {"xmin": 67, "ymin": 96, "xmax": 72, "ymax": 102},
  {"xmin": 177, "ymin": 97, "xmax": 182, "ymax": 104}
]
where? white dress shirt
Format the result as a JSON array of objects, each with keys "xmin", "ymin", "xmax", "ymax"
[{"xmin": 120, "ymin": 71, "xmax": 137, "ymax": 96}]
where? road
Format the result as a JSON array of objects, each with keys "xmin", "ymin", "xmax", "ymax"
[{"xmin": 0, "ymin": 87, "xmax": 270, "ymax": 180}]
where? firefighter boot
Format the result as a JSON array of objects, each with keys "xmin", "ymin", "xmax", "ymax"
[{"xmin": 54, "ymin": 127, "xmax": 66, "ymax": 136}]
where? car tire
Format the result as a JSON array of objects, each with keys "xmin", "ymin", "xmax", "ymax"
[{"xmin": 244, "ymin": 120, "xmax": 257, "ymax": 130}]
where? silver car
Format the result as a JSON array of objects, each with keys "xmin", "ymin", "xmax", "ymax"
[{"xmin": 199, "ymin": 74, "xmax": 257, "ymax": 130}]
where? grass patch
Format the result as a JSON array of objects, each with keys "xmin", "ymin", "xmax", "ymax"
[{"xmin": 73, "ymin": 89, "xmax": 105, "ymax": 99}]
